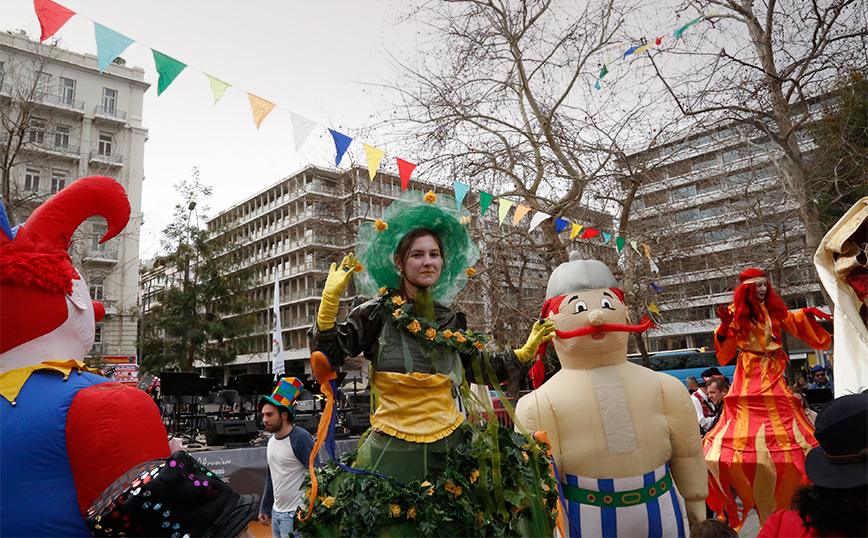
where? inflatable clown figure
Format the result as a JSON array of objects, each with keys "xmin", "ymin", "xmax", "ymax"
[
  {"xmin": 0, "ymin": 176, "xmax": 170, "ymax": 537},
  {"xmin": 515, "ymin": 253, "xmax": 707, "ymax": 537}
]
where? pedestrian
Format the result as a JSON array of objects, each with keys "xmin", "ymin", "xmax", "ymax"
[
  {"xmin": 808, "ymin": 365, "xmax": 834, "ymax": 392},
  {"xmin": 258, "ymin": 378, "xmax": 321, "ymax": 538},
  {"xmin": 686, "ymin": 376, "xmax": 700, "ymax": 394}
]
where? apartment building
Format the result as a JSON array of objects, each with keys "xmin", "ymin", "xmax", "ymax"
[
  {"xmin": 627, "ymin": 121, "xmax": 830, "ymax": 366},
  {"xmin": 0, "ymin": 32, "xmax": 149, "ymax": 362}
]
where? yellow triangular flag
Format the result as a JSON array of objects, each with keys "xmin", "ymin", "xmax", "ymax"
[
  {"xmin": 498, "ymin": 199, "xmax": 514, "ymax": 225},
  {"xmin": 248, "ymin": 94, "xmax": 275, "ymax": 130},
  {"xmin": 649, "ymin": 302, "xmax": 661, "ymax": 316},
  {"xmin": 513, "ymin": 205, "xmax": 532, "ymax": 226},
  {"xmin": 630, "ymin": 240, "xmax": 641, "ymax": 254},
  {"xmin": 207, "ymin": 75, "xmax": 230, "ymax": 104},
  {"xmin": 570, "ymin": 223, "xmax": 584, "ymax": 239},
  {"xmin": 362, "ymin": 144, "xmax": 385, "ymax": 180}
]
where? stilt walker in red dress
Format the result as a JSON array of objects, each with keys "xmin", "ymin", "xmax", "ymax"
[{"xmin": 705, "ymin": 268, "xmax": 832, "ymax": 530}]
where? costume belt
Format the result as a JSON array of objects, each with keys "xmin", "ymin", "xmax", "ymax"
[
  {"xmin": 370, "ymin": 371, "xmax": 464, "ymax": 443},
  {"xmin": 562, "ymin": 470, "xmax": 673, "ymax": 508}
]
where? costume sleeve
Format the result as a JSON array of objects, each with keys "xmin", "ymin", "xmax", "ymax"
[
  {"xmin": 307, "ymin": 299, "xmax": 385, "ymax": 367},
  {"xmin": 756, "ymin": 510, "xmax": 785, "ymax": 537},
  {"xmin": 289, "ymin": 427, "xmax": 322, "ymax": 469},
  {"xmin": 781, "ymin": 309, "xmax": 832, "ymax": 350},
  {"xmin": 714, "ymin": 304, "xmax": 739, "ymax": 366},
  {"xmin": 450, "ymin": 310, "xmax": 513, "ymax": 385},
  {"xmin": 260, "ymin": 466, "xmax": 274, "ymax": 516}
]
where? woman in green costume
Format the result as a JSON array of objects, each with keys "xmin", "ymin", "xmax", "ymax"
[{"xmin": 297, "ymin": 190, "xmax": 559, "ymax": 537}]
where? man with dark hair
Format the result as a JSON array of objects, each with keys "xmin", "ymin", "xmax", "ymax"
[
  {"xmin": 808, "ymin": 365, "xmax": 834, "ymax": 392},
  {"xmin": 692, "ymin": 378, "xmax": 717, "ymax": 436},
  {"xmin": 705, "ymin": 377, "xmax": 729, "ymax": 433},
  {"xmin": 686, "ymin": 376, "xmax": 699, "ymax": 394},
  {"xmin": 258, "ymin": 378, "xmax": 321, "ymax": 538}
]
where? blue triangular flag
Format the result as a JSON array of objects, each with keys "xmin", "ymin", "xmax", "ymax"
[
  {"xmin": 651, "ymin": 282, "xmax": 663, "ymax": 292},
  {"xmin": 453, "ymin": 181, "xmax": 470, "ymax": 209},
  {"xmin": 600, "ymin": 232, "xmax": 612, "ymax": 245},
  {"xmin": 595, "ymin": 80, "xmax": 601, "ymax": 90},
  {"xmin": 623, "ymin": 46, "xmax": 640, "ymax": 59},
  {"xmin": 328, "ymin": 129, "xmax": 353, "ymax": 166},
  {"xmin": 555, "ymin": 218, "xmax": 569, "ymax": 233},
  {"xmin": 94, "ymin": 23, "xmax": 135, "ymax": 73}
]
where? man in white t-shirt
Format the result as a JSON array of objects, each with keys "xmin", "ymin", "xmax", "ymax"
[{"xmin": 257, "ymin": 377, "xmax": 321, "ymax": 538}]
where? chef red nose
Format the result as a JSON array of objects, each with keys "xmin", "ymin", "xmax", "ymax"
[{"xmin": 93, "ymin": 301, "xmax": 106, "ymax": 322}]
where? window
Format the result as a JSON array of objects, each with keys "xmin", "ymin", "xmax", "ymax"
[
  {"xmin": 675, "ymin": 208, "xmax": 700, "ymax": 224},
  {"xmin": 54, "ymin": 125, "xmax": 70, "ymax": 148},
  {"xmin": 92, "ymin": 223, "xmax": 107, "ymax": 251},
  {"xmin": 102, "ymin": 88, "xmax": 117, "ymax": 114},
  {"xmin": 24, "ymin": 168, "xmax": 40, "ymax": 192},
  {"xmin": 98, "ymin": 132, "xmax": 113, "ymax": 155},
  {"xmin": 60, "ymin": 78, "xmax": 75, "ymax": 105},
  {"xmin": 672, "ymin": 184, "xmax": 697, "ymax": 200},
  {"xmin": 37, "ymin": 72, "xmax": 50, "ymax": 96},
  {"xmin": 51, "ymin": 170, "xmax": 67, "ymax": 193},
  {"xmin": 89, "ymin": 278, "xmax": 105, "ymax": 301},
  {"xmin": 93, "ymin": 323, "xmax": 103, "ymax": 344},
  {"xmin": 28, "ymin": 117, "xmax": 46, "ymax": 144},
  {"xmin": 699, "ymin": 205, "xmax": 726, "ymax": 219}
]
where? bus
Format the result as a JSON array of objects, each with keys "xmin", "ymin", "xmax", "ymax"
[{"xmin": 627, "ymin": 348, "xmax": 736, "ymax": 387}]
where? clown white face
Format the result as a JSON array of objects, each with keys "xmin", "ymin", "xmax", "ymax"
[{"xmin": 548, "ymin": 288, "xmax": 631, "ymax": 364}]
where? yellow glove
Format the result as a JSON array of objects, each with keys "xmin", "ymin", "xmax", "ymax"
[
  {"xmin": 317, "ymin": 253, "xmax": 360, "ymax": 330},
  {"xmin": 514, "ymin": 320, "xmax": 556, "ymax": 363}
]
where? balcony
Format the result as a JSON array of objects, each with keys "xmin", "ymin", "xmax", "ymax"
[
  {"xmin": 89, "ymin": 150, "xmax": 124, "ymax": 167},
  {"xmin": 84, "ymin": 247, "xmax": 119, "ymax": 263},
  {"xmin": 23, "ymin": 139, "xmax": 80, "ymax": 159},
  {"xmin": 37, "ymin": 90, "xmax": 86, "ymax": 113},
  {"xmin": 93, "ymin": 105, "xmax": 127, "ymax": 122}
]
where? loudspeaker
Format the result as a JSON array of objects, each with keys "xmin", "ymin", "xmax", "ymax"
[
  {"xmin": 344, "ymin": 413, "xmax": 371, "ymax": 435},
  {"xmin": 205, "ymin": 420, "xmax": 258, "ymax": 446}
]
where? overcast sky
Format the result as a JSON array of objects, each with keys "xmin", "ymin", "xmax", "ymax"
[{"xmin": 2, "ymin": 0, "xmax": 421, "ymax": 259}]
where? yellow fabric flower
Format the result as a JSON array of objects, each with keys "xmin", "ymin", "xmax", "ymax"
[
  {"xmin": 522, "ymin": 452, "xmax": 529, "ymax": 462},
  {"xmin": 465, "ymin": 267, "xmax": 476, "ymax": 276},
  {"xmin": 444, "ymin": 481, "xmax": 455, "ymax": 493},
  {"xmin": 453, "ymin": 486, "xmax": 463, "ymax": 496},
  {"xmin": 443, "ymin": 329, "xmax": 453, "ymax": 339},
  {"xmin": 424, "ymin": 191, "xmax": 437, "ymax": 203},
  {"xmin": 421, "ymin": 481, "xmax": 434, "ymax": 495},
  {"xmin": 473, "ymin": 341, "xmax": 485, "ymax": 351},
  {"xmin": 407, "ymin": 320, "xmax": 422, "ymax": 333},
  {"xmin": 460, "ymin": 216, "xmax": 472, "ymax": 225},
  {"xmin": 510, "ymin": 505, "xmax": 522, "ymax": 514},
  {"xmin": 455, "ymin": 333, "xmax": 467, "ymax": 343},
  {"xmin": 379, "ymin": 286, "xmax": 388, "ymax": 294},
  {"xmin": 393, "ymin": 310, "xmax": 401, "ymax": 319},
  {"xmin": 390, "ymin": 505, "xmax": 401, "ymax": 517},
  {"xmin": 391, "ymin": 296, "xmax": 406, "ymax": 306},
  {"xmin": 425, "ymin": 328, "xmax": 436, "ymax": 340},
  {"xmin": 407, "ymin": 507, "xmax": 417, "ymax": 519},
  {"xmin": 355, "ymin": 262, "xmax": 364, "ymax": 273},
  {"xmin": 476, "ymin": 511, "xmax": 485, "ymax": 526},
  {"xmin": 374, "ymin": 219, "xmax": 388, "ymax": 232},
  {"xmin": 323, "ymin": 496, "xmax": 336, "ymax": 508},
  {"xmin": 469, "ymin": 470, "xmax": 480, "ymax": 484}
]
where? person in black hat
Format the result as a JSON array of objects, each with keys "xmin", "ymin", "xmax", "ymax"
[
  {"xmin": 85, "ymin": 451, "xmax": 260, "ymax": 538},
  {"xmin": 758, "ymin": 393, "xmax": 868, "ymax": 537}
]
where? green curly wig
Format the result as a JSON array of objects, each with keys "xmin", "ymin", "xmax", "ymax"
[{"xmin": 355, "ymin": 191, "xmax": 479, "ymax": 305}]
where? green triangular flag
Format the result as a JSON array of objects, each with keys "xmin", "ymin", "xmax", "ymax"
[
  {"xmin": 152, "ymin": 50, "xmax": 187, "ymax": 96},
  {"xmin": 616, "ymin": 237, "xmax": 626, "ymax": 253},
  {"xmin": 479, "ymin": 191, "xmax": 494, "ymax": 216}
]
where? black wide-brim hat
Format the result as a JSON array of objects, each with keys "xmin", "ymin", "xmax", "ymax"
[
  {"xmin": 86, "ymin": 451, "xmax": 259, "ymax": 537},
  {"xmin": 805, "ymin": 393, "xmax": 868, "ymax": 489}
]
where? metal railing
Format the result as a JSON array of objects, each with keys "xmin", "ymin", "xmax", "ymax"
[
  {"xmin": 93, "ymin": 105, "xmax": 127, "ymax": 121},
  {"xmin": 89, "ymin": 150, "xmax": 124, "ymax": 165},
  {"xmin": 38, "ymin": 90, "xmax": 85, "ymax": 111},
  {"xmin": 84, "ymin": 247, "xmax": 119, "ymax": 261},
  {"xmin": 24, "ymin": 139, "xmax": 80, "ymax": 157}
]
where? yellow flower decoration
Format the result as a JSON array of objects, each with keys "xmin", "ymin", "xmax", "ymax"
[
  {"xmin": 390, "ymin": 505, "xmax": 401, "ymax": 517},
  {"xmin": 425, "ymin": 328, "xmax": 436, "ymax": 340},
  {"xmin": 444, "ymin": 481, "xmax": 455, "ymax": 493},
  {"xmin": 443, "ymin": 329, "xmax": 453, "ymax": 339},
  {"xmin": 407, "ymin": 320, "xmax": 422, "ymax": 333},
  {"xmin": 374, "ymin": 219, "xmax": 388, "ymax": 232},
  {"xmin": 421, "ymin": 481, "xmax": 434, "ymax": 495},
  {"xmin": 407, "ymin": 507, "xmax": 417, "ymax": 519},
  {"xmin": 460, "ymin": 216, "xmax": 472, "ymax": 226},
  {"xmin": 465, "ymin": 267, "xmax": 476, "ymax": 276},
  {"xmin": 379, "ymin": 286, "xmax": 388, "ymax": 295},
  {"xmin": 469, "ymin": 470, "xmax": 480, "ymax": 484},
  {"xmin": 510, "ymin": 505, "xmax": 522, "ymax": 514},
  {"xmin": 455, "ymin": 333, "xmax": 467, "ymax": 343},
  {"xmin": 476, "ymin": 511, "xmax": 485, "ymax": 526},
  {"xmin": 355, "ymin": 262, "xmax": 364, "ymax": 273},
  {"xmin": 323, "ymin": 496, "xmax": 336, "ymax": 508},
  {"xmin": 424, "ymin": 191, "xmax": 437, "ymax": 203},
  {"xmin": 522, "ymin": 452, "xmax": 529, "ymax": 462},
  {"xmin": 453, "ymin": 485, "xmax": 463, "ymax": 496},
  {"xmin": 391, "ymin": 296, "xmax": 406, "ymax": 306},
  {"xmin": 393, "ymin": 310, "xmax": 401, "ymax": 319},
  {"xmin": 473, "ymin": 341, "xmax": 485, "ymax": 351}
]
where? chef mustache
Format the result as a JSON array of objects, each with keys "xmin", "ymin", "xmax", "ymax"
[{"xmin": 554, "ymin": 316, "xmax": 656, "ymax": 339}]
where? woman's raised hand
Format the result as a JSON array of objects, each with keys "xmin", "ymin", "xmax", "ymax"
[{"xmin": 317, "ymin": 253, "xmax": 362, "ymax": 330}]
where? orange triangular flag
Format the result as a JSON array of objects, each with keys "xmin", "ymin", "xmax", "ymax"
[
  {"xmin": 513, "ymin": 205, "xmax": 531, "ymax": 226},
  {"xmin": 248, "ymin": 94, "xmax": 275, "ymax": 130}
]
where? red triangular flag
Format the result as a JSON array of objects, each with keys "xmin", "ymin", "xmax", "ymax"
[
  {"xmin": 529, "ymin": 359, "xmax": 546, "ymax": 389},
  {"xmin": 396, "ymin": 158, "xmax": 417, "ymax": 191},
  {"xmin": 34, "ymin": 0, "xmax": 76, "ymax": 42},
  {"xmin": 580, "ymin": 228, "xmax": 601, "ymax": 239}
]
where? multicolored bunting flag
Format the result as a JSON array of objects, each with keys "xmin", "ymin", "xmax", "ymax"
[
  {"xmin": 513, "ymin": 205, "xmax": 531, "ymax": 226},
  {"xmin": 616, "ymin": 237, "xmax": 626, "ymax": 253},
  {"xmin": 34, "ymin": 0, "xmax": 75, "ymax": 42},
  {"xmin": 529, "ymin": 211, "xmax": 550, "ymax": 232},
  {"xmin": 580, "ymin": 228, "xmax": 600, "ymax": 240},
  {"xmin": 642, "ymin": 243, "xmax": 652, "ymax": 261},
  {"xmin": 362, "ymin": 144, "xmax": 385, "ymax": 180},
  {"xmin": 396, "ymin": 158, "xmax": 416, "ymax": 190},
  {"xmin": 329, "ymin": 129, "xmax": 353, "ymax": 166},
  {"xmin": 290, "ymin": 113, "xmax": 317, "ymax": 152},
  {"xmin": 651, "ymin": 282, "xmax": 663, "ymax": 292},
  {"xmin": 272, "ymin": 272, "xmax": 285, "ymax": 377},
  {"xmin": 207, "ymin": 75, "xmax": 230, "ymax": 104},
  {"xmin": 673, "ymin": 14, "xmax": 705, "ymax": 38},
  {"xmin": 248, "ymin": 94, "xmax": 275, "ymax": 130},
  {"xmin": 649, "ymin": 302, "xmax": 661, "ymax": 316},
  {"xmin": 600, "ymin": 231, "xmax": 612, "ymax": 245},
  {"xmin": 649, "ymin": 258, "xmax": 660, "ymax": 273},
  {"xmin": 453, "ymin": 181, "xmax": 470, "ymax": 209},
  {"xmin": 498, "ymin": 198, "xmax": 514, "ymax": 225},
  {"xmin": 555, "ymin": 218, "xmax": 569, "ymax": 233},
  {"xmin": 623, "ymin": 45, "xmax": 640, "ymax": 59},
  {"xmin": 479, "ymin": 191, "xmax": 494, "ymax": 216},
  {"xmin": 634, "ymin": 41, "xmax": 654, "ymax": 55},
  {"xmin": 152, "ymin": 50, "xmax": 187, "ymax": 96},
  {"xmin": 630, "ymin": 240, "xmax": 641, "ymax": 254},
  {"xmin": 94, "ymin": 23, "xmax": 134, "ymax": 73},
  {"xmin": 570, "ymin": 223, "xmax": 584, "ymax": 239}
]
